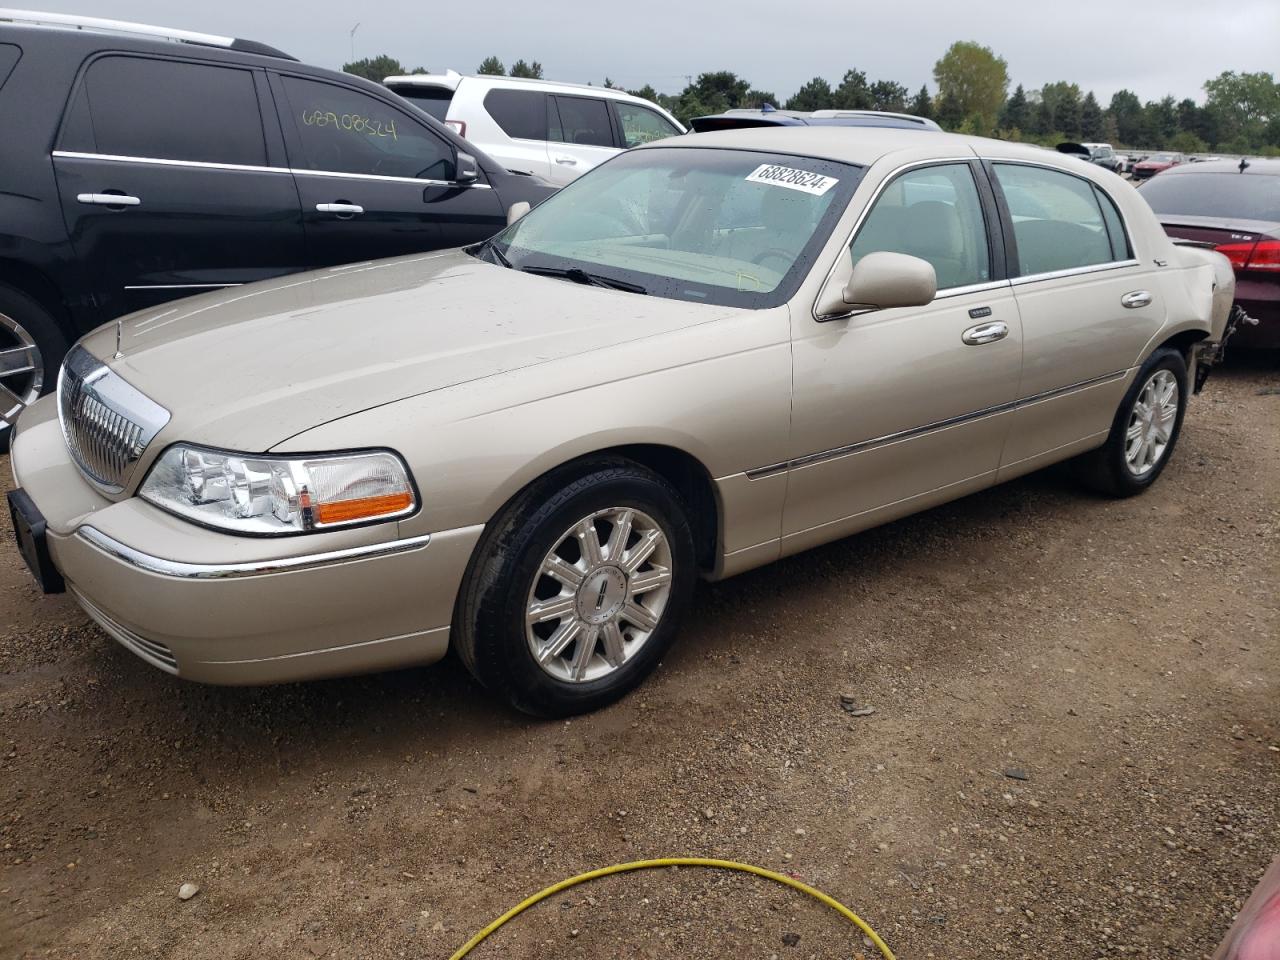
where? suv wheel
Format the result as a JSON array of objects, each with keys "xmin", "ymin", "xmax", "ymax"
[
  {"xmin": 0, "ymin": 285, "xmax": 67, "ymax": 452},
  {"xmin": 454, "ymin": 458, "xmax": 697, "ymax": 717}
]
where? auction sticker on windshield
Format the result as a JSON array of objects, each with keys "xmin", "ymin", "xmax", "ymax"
[{"xmin": 745, "ymin": 164, "xmax": 839, "ymax": 196}]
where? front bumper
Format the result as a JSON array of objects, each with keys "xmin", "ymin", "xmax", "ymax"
[{"xmin": 10, "ymin": 395, "xmax": 482, "ymax": 684}]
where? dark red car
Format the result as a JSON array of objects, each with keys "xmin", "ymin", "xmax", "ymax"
[
  {"xmin": 1141, "ymin": 158, "xmax": 1280, "ymax": 348},
  {"xmin": 1132, "ymin": 152, "xmax": 1185, "ymax": 180}
]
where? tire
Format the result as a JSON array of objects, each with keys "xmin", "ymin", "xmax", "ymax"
[
  {"xmin": 454, "ymin": 457, "xmax": 697, "ymax": 717},
  {"xmin": 1075, "ymin": 347, "xmax": 1188, "ymax": 497},
  {"xmin": 0, "ymin": 284, "xmax": 68, "ymax": 453}
]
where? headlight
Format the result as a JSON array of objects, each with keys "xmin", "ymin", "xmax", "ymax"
[{"xmin": 139, "ymin": 445, "xmax": 416, "ymax": 535}]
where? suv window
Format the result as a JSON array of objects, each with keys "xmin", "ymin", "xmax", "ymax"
[
  {"xmin": 850, "ymin": 162, "xmax": 991, "ymax": 290},
  {"xmin": 992, "ymin": 164, "xmax": 1118, "ymax": 276},
  {"xmin": 550, "ymin": 96, "xmax": 613, "ymax": 148},
  {"xmin": 282, "ymin": 76, "xmax": 456, "ymax": 181},
  {"xmin": 483, "ymin": 89, "xmax": 546, "ymax": 140},
  {"xmin": 396, "ymin": 87, "xmax": 454, "ymax": 122},
  {"xmin": 69, "ymin": 56, "xmax": 266, "ymax": 166},
  {"xmin": 614, "ymin": 101, "xmax": 679, "ymax": 147}
]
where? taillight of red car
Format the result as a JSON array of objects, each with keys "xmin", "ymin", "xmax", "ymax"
[{"xmin": 1216, "ymin": 239, "xmax": 1280, "ymax": 272}]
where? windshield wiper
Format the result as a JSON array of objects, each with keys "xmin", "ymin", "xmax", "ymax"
[
  {"xmin": 477, "ymin": 238, "xmax": 512, "ymax": 268},
  {"xmin": 520, "ymin": 265, "xmax": 647, "ymax": 295}
]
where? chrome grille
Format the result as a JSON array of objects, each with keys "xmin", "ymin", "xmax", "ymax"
[{"xmin": 58, "ymin": 345, "xmax": 170, "ymax": 493}]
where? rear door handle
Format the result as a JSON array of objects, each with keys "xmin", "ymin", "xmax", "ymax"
[
  {"xmin": 1121, "ymin": 290, "xmax": 1152, "ymax": 309},
  {"xmin": 553, "ymin": 156, "xmax": 578, "ymax": 166},
  {"xmin": 315, "ymin": 202, "xmax": 364, "ymax": 217},
  {"xmin": 77, "ymin": 193, "xmax": 141, "ymax": 207},
  {"xmin": 961, "ymin": 321, "xmax": 1009, "ymax": 345}
]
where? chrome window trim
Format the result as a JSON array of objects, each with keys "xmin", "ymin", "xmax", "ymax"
[
  {"xmin": 51, "ymin": 150, "xmax": 492, "ymax": 189},
  {"xmin": 1008, "ymin": 259, "xmax": 1141, "ymax": 286},
  {"xmin": 123, "ymin": 283, "xmax": 242, "ymax": 290},
  {"xmin": 809, "ymin": 155, "xmax": 993, "ymax": 322},
  {"xmin": 76, "ymin": 526, "xmax": 431, "ymax": 580},
  {"xmin": 746, "ymin": 369, "xmax": 1128, "ymax": 479}
]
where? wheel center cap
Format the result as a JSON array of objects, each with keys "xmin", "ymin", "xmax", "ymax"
[{"xmin": 576, "ymin": 565, "xmax": 627, "ymax": 624}]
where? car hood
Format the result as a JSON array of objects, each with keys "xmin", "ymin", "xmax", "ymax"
[{"xmin": 80, "ymin": 250, "xmax": 736, "ymax": 452}]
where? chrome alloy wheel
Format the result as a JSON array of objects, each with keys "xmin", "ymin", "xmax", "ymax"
[
  {"xmin": 526, "ymin": 507, "xmax": 673, "ymax": 683},
  {"xmin": 1124, "ymin": 369, "xmax": 1179, "ymax": 477},
  {"xmin": 0, "ymin": 312, "xmax": 43, "ymax": 435}
]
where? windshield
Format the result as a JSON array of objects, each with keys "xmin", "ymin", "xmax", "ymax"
[
  {"xmin": 1141, "ymin": 172, "xmax": 1280, "ymax": 222},
  {"xmin": 483, "ymin": 147, "xmax": 862, "ymax": 308}
]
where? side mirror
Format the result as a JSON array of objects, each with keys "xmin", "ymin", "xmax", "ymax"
[
  {"xmin": 455, "ymin": 151, "xmax": 479, "ymax": 184},
  {"xmin": 815, "ymin": 251, "xmax": 937, "ymax": 319},
  {"xmin": 506, "ymin": 201, "xmax": 531, "ymax": 226}
]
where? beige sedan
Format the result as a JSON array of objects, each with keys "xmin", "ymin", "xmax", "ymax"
[{"xmin": 7, "ymin": 128, "xmax": 1236, "ymax": 716}]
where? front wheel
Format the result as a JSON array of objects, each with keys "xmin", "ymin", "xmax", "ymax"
[
  {"xmin": 454, "ymin": 459, "xmax": 697, "ymax": 717},
  {"xmin": 1075, "ymin": 347, "xmax": 1188, "ymax": 497},
  {"xmin": 0, "ymin": 284, "xmax": 67, "ymax": 452}
]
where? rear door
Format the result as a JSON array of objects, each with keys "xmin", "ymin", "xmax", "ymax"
[
  {"xmin": 547, "ymin": 95, "xmax": 618, "ymax": 185},
  {"xmin": 52, "ymin": 53, "xmax": 305, "ymax": 319},
  {"xmin": 480, "ymin": 88, "xmax": 554, "ymax": 180},
  {"xmin": 273, "ymin": 73, "xmax": 504, "ymax": 267}
]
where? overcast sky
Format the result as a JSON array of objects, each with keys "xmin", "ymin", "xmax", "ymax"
[{"xmin": 44, "ymin": 1, "xmax": 1280, "ymax": 104}]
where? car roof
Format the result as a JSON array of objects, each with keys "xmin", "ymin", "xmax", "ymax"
[
  {"xmin": 691, "ymin": 107, "xmax": 939, "ymax": 132},
  {"xmin": 639, "ymin": 125, "xmax": 1059, "ymax": 170},
  {"xmin": 385, "ymin": 70, "xmax": 646, "ymax": 101},
  {"xmin": 1158, "ymin": 157, "xmax": 1280, "ymax": 176}
]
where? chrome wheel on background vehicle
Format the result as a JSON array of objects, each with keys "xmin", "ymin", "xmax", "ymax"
[
  {"xmin": 526, "ymin": 507, "xmax": 673, "ymax": 683},
  {"xmin": 0, "ymin": 312, "xmax": 44, "ymax": 436},
  {"xmin": 1124, "ymin": 369, "xmax": 1180, "ymax": 477}
]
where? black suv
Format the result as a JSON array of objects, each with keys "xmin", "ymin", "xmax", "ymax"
[{"xmin": 0, "ymin": 12, "xmax": 557, "ymax": 444}]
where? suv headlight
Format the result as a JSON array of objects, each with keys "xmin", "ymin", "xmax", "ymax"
[{"xmin": 139, "ymin": 445, "xmax": 417, "ymax": 535}]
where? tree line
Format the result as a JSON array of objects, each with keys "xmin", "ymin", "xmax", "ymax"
[{"xmin": 344, "ymin": 45, "xmax": 1280, "ymax": 155}]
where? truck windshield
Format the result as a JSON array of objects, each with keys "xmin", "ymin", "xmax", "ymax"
[{"xmin": 482, "ymin": 147, "xmax": 862, "ymax": 309}]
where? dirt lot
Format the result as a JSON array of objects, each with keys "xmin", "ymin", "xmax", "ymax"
[{"xmin": 1, "ymin": 357, "xmax": 1277, "ymax": 960}]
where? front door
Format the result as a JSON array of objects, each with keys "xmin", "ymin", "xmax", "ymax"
[
  {"xmin": 275, "ymin": 74, "xmax": 504, "ymax": 268},
  {"xmin": 784, "ymin": 161, "xmax": 1023, "ymax": 552},
  {"xmin": 52, "ymin": 54, "xmax": 306, "ymax": 320}
]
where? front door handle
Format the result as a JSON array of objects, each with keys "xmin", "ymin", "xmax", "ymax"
[
  {"xmin": 961, "ymin": 321, "xmax": 1009, "ymax": 345},
  {"xmin": 1121, "ymin": 290, "xmax": 1152, "ymax": 309},
  {"xmin": 315, "ymin": 202, "xmax": 364, "ymax": 217},
  {"xmin": 77, "ymin": 192, "xmax": 141, "ymax": 207},
  {"xmin": 553, "ymin": 155, "xmax": 578, "ymax": 166}
]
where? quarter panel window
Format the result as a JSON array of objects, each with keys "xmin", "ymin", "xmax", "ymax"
[
  {"xmin": 614, "ymin": 101, "xmax": 680, "ymax": 147},
  {"xmin": 282, "ymin": 76, "xmax": 455, "ymax": 181},
  {"xmin": 550, "ymin": 96, "xmax": 613, "ymax": 148},
  {"xmin": 850, "ymin": 162, "xmax": 991, "ymax": 290},
  {"xmin": 992, "ymin": 164, "xmax": 1117, "ymax": 276},
  {"xmin": 483, "ymin": 89, "xmax": 547, "ymax": 140},
  {"xmin": 1093, "ymin": 184, "xmax": 1132, "ymax": 261},
  {"xmin": 78, "ymin": 56, "xmax": 266, "ymax": 166}
]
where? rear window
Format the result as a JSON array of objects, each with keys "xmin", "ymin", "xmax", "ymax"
[
  {"xmin": 483, "ymin": 89, "xmax": 546, "ymax": 140},
  {"xmin": 1140, "ymin": 172, "xmax": 1280, "ymax": 223},
  {"xmin": 68, "ymin": 56, "xmax": 267, "ymax": 166},
  {"xmin": 0, "ymin": 43, "xmax": 20, "ymax": 92},
  {"xmin": 394, "ymin": 86, "xmax": 453, "ymax": 122}
]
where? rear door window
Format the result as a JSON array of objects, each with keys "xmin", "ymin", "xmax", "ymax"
[
  {"xmin": 70, "ymin": 56, "xmax": 267, "ymax": 166},
  {"xmin": 550, "ymin": 96, "xmax": 614, "ymax": 147},
  {"xmin": 281, "ymin": 75, "xmax": 456, "ymax": 181},
  {"xmin": 992, "ymin": 164, "xmax": 1120, "ymax": 276},
  {"xmin": 483, "ymin": 89, "xmax": 547, "ymax": 140},
  {"xmin": 613, "ymin": 100, "xmax": 680, "ymax": 147}
]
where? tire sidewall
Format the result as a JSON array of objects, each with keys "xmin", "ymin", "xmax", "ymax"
[
  {"xmin": 1107, "ymin": 349, "xmax": 1188, "ymax": 494},
  {"xmin": 0, "ymin": 284, "xmax": 68, "ymax": 450},
  {"xmin": 470, "ymin": 466, "xmax": 696, "ymax": 716}
]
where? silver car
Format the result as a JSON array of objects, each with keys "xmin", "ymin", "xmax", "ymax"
[{"xmin": 7, "ymin": 128, "xmax": 1235, "ymax": 716}]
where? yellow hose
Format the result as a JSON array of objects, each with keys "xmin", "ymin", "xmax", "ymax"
[{"xmin": 447, "ymin": 857, "xmax": 896, "ymax": 960}]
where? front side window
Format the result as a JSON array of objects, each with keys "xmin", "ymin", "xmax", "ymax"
[
  {"xmin": 550, "ymin": 96, "xmax": 613, "ymax": 148},
  {"xmin": 614, "ymin": 101, "xmax": 680, "ymax": 147},
  {"xmin": 483, "ymin": 89, "xmax": 547, "ymax": 140},
  {"xmin": 992, "ymin": 164, "xmax": 1121, "ymax": 276},
  {"xmin": 282, "ymin": 76, "xmax": 455, "ymax": 181},
  {"xmin": 71, "ymin": 56, "xmax": 266, "ymax": 166},
  {"xmin": 850, "ymin": 162, "xmax": 991, "ymax": 290},
  {"xmin": 486, "ymin": 147, "xmax": 862, "ymax": 308}
]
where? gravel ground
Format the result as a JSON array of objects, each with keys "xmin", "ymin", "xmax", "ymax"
[{"xmin": 1, "ymin": 356, "xmax": 1277, "ymax": 960}]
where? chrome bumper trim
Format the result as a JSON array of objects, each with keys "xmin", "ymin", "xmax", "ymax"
[{"xmin": 76, "ymin": 527, "xmax": 431, "ymax": 580}]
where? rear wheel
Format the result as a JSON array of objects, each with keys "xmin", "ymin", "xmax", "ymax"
[
  {"xmin": 1075, "ymin": 347, "xmax": 1187, "ymax": 497},
  {"xmin": 454, "ymin": 459, "xmax": 697, "ymax": 717},
  {"xmin": 0, "ymin": 285, "xmax": 67, "ymax": 453}
]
